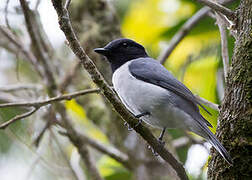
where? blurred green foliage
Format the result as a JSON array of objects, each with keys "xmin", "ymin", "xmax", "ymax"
[
  {"xmin": 0, "ymin": 107, "xmax": 27, "ymax": 153},
  {"xmin": 98, "ymin": 156, "xmax": 132, "ymax": 180},
  {"xmin": 118, "ymin": 0, "xmax": 237, "ymax": 178},
  {"xmin": 0, "ymin": 0, "xmax": 240, "ymax": 179}
]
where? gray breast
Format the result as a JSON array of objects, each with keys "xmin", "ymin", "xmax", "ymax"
[{"xmin": 112, "ymin": 61, "xmax": 193, "ymax": 129}]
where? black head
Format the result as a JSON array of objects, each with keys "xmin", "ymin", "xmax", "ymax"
[{"xmin": 94, "ymin": 38, "xmax": 148, "ymax": 72}]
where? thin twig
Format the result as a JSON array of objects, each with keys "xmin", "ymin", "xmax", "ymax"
[
  {"xmin": 60, "ymin": 131, "xmax": 132, "ymax": 170},
  {"xmin": 0, "ymin": 107, "xmax": 39, "ymax": 129},
  {"xmin": 0, "ymin": 88, "xmax": 100, "ymax": 130},
  {"xmin": 180, "ymin": 55, "xmax": 193, "ymax": 82},
  {"xmin": 59, "ymin": 61, "xmax": 81, "ymax": 92},
  {"xmin": 51, "ymin": 1, "xmax": 188, "ymax": 179},
  {"xmin": 216, "ymin": 13, "xmax": 229, "ymax": 81},
  {"xmin": 158, "ymin": 7, "xmax": 210, "ymax": 64},
  {"xmin": 197, "ymin": 0, "xmax": 235, "ymax": 21},
  {"xmin": 79, "ymin": 145, "xmax": 103, "ymax": 180},
  {"xmin": 50, "ymin": 130, "xmax": 79, "ymax": 180},
  {"xmin": 0, "ymin": 84, "xmax": 43, "ymax": 92},
  {"xmin": 0, "ymin": 26, "xmax": 44, "ymax": 77},
  {"xmin": 172, "ymin": 137, "xmax": 191, "ymax": 149},
  {"xmin": 4, "ymin": 0, "xmax": 11, "ymax": 30},
  {"xmin": 58, "ymin": 109, "xmax": 104, "ymax": 180},
  {"xmin": 19, "ymin": 0, "xmax": 57, "ymax": 95},
  {"xmin": 178, "ymin": 56, "xmax": 220, "ymax": 111},
  {"xmin": 4, "ymin": 128, "xmax": 72, "ymax": 175},
  {"xmin": 35, "ymin": 0, "xmax": 42, "ymax": 10},
  {"xmin": 0, "ymin": 92, "xmax": 27, "ymax": 105},
  {"xmin": 0, "ymin": 88, "xmax": 100, "ymax": 108},
  {"xmin": 34, "ymin": 10, "xmax": 55, "ymax": 61},
  {"xmin": 195, "ymin": 95, "xmax": 219, "ymax": 111},
  {"xmin": 24, "ymin": 154, "xmax": 40, "ymax": 180},
  {"xmin": 33, "ymin": 107, "xmax": 57, "ymax": 147},
  {"xmin": 158, "ymin": 0, "xmax": 235, "ymax": 64},
  {"xmin": 216, "ymin": 69, "xmax": 225, "ymax": 100}
]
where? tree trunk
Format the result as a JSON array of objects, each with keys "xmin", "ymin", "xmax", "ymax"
[{"xmin": 208, "ymin": 0, "xmax": 252, "ymax": 179}]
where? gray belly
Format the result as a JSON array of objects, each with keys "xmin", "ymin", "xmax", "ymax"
[{"xmin": 112, "ymin": 62, "xmax": 191, "ymax": 130}]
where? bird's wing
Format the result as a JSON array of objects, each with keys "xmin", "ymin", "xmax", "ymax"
[{"xmin": 129, "ymin": 58, "xmax": 213, "ymax": 127}]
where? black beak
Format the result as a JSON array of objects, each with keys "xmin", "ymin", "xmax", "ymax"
[{"xmin": 93, "ymin": 48, "xmax": 110, "ymax": 56}]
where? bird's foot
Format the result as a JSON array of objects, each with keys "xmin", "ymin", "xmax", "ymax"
[
  {"xmin": 147, "ymin": 141, "xmax": 165, "ymax": 156},
  {"xmin": 124, "ymin": 122, "xmax": 133, "ymax": 131},
  {"xmin": 147, "ymin": 145, "xmax": 159, "ymax": 156},
  {"xmin": 135, "ymin": 112, "xmax": 150, "ymax": 118},
  {"xmin": 124, "ymin": 112, "xmax": 150, "ymax": 131},
  {"xmin": 124, "ymin": 119, "xmax": 143, "ymax": 131},
  {"xmin": 147, "ymin": 135, "xmax": 166, "ymax": 156},
  {"xmin": 134, "ymin": 119, "xmax": 142, "ymax": 128},
  {"xmin": 158, "ymin": 127, "xmax": 166, "ymax": 146},
  {"xmin": 158, "ymin": 138, "xmax": 166, "ymax": 146}
]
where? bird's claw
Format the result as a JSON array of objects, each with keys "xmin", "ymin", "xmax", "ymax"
[
  {"xmin": 124, "ymin": 122, "xmax": 133, "ymax": 131},
  {"xmin": 124, "ymin": 119, "xmax": 143, "ymax": 131},
  {"xmin": 147, "ymin": 145, "xmax": 159, "ymax": 156},
  {"xmin": 158, "ymin": 138, "xmax": 165, "ymax": 146},
  {"xmin": 135, "ymin": 112, "xmax": 150, "ymax": 118},
  {"xmin": 134, "ymin": 119, "xmax": 142, "ymax": 128},
  {"xmin": 147, "ymin": 138, "xmax": 165, "ymax": 156}
]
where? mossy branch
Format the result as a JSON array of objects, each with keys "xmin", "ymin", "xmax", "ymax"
[{"xmin": 51, "ymin": 0, "xmax": 188, "ymax": 179}]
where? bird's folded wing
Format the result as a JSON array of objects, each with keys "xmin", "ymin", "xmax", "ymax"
[{"xmin": 129, "ymin": 58, "xmax": 213, "ymax": 127}]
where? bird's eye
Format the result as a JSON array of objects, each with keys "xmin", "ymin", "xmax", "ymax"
[{"xmin": 122, "ymin": 42, "xmax": 128, "ymax": 47}]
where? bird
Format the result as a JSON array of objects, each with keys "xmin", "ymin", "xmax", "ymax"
[{"xmin": 94, "ymin": 38, "xmax": 233, "ymax": 164}]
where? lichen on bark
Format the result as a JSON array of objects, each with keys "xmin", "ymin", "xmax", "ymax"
[{"xmin": 208, "ymin": 0, "xmax": 252, "ymax": 179}]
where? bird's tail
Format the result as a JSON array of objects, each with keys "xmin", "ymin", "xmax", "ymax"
[{"xmin": 205, "ymin": 129, "xmax": 233, "ymax": 165}]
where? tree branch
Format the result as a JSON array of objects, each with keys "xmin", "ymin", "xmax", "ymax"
[
  {"xmin": 4, "ymin": 2, "xmax": 104, "ymax": 180},
  {"xmin": 51, "ymin": 0, "xmax": 188, "ymax": 179},
  {"xmin": 0, "ymin": 84, "xmax": 43, "ymax": 92},
  {"xmin": 80, "ymin": 145, "xmax": 103, "ymax": 180},
  {"xmin": 158, "ymin": 0, "xmax": 235, "ymax": 64},
  {"xmin": 0, "ymin": 88, "xmax": 99, "ymax": 130},
  {"xmin": 197, "ymin": 0, "xmax": 235, "ymax": 21},
  {"xmin": 62, "ymin": 131, "xmax": 133, "ymax": 170},
  {"xmin": 215, "ymin": 13, "xmax": 230, "ymax": 81},
  {"xmin": 50, "ymin": 130, "xmax": 80, "ymax": 180},
  {"xmin": 158, "ymin": 7, "xmax": 210, "ymax": 64},
  {"xmin": 19, "ymin": 0, "xmax": 57, "ymax": 94},
  {"xmin": 4, "ymin": 0, "xmax": 11, "ymax": 30},
  {"xmin": 0, "ymin": 26, "xmax": 44, "ymax": 78},
  {"xmin": 59, "ymin": 61, "xmax": 81, "ymax": 92},
  {"xmin": 195, "ymin": 95, "xmax": 219, "ymax": 111},
  {"xmin": 0, "ymin": 107, "xmax": 39, "ymax": 129},
  {"xmin": 57, "ymin": 106, "xmax": 104, "ymax": 180},
  {"xmin": 0, "ymin": 88, "xmax": 100, "ymax": 109}
]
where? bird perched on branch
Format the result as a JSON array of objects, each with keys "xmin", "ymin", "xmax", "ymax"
[{"xmin": 94, "ymin": 38, "xmax": 232, "ymax": 164}]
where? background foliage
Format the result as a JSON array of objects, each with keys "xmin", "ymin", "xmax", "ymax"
[{"xmin": 0, "ymin": 0, "xmax": 239, "ymax": 179}]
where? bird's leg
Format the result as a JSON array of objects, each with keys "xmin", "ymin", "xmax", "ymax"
[
  {"xmin": 147, "ymin": 127, "xmax": 166, "ymax": 156},
  {"xmin": 124, "ymin": 122, "xmax": 134, "ymax": 131},
  {"xmin": 124, "ymin": 112, "xmax": 150, "ymax": 131},
  {"xmin": 158, "ymin": 127, "xmax": 166, "ymax": 146}
]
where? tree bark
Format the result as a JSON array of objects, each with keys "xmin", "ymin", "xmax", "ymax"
[
  {"xmin": 208, "ymin": 0, "xmax": 252, "ymax": 179},
  {"xmin": 69, "ymin": 1, "xmax": 178, "ymax": 179}
]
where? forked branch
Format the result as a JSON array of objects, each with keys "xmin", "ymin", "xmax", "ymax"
[{"xmin": 197, "ymin": 0, "xmax": 235, "ymax": 21}]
